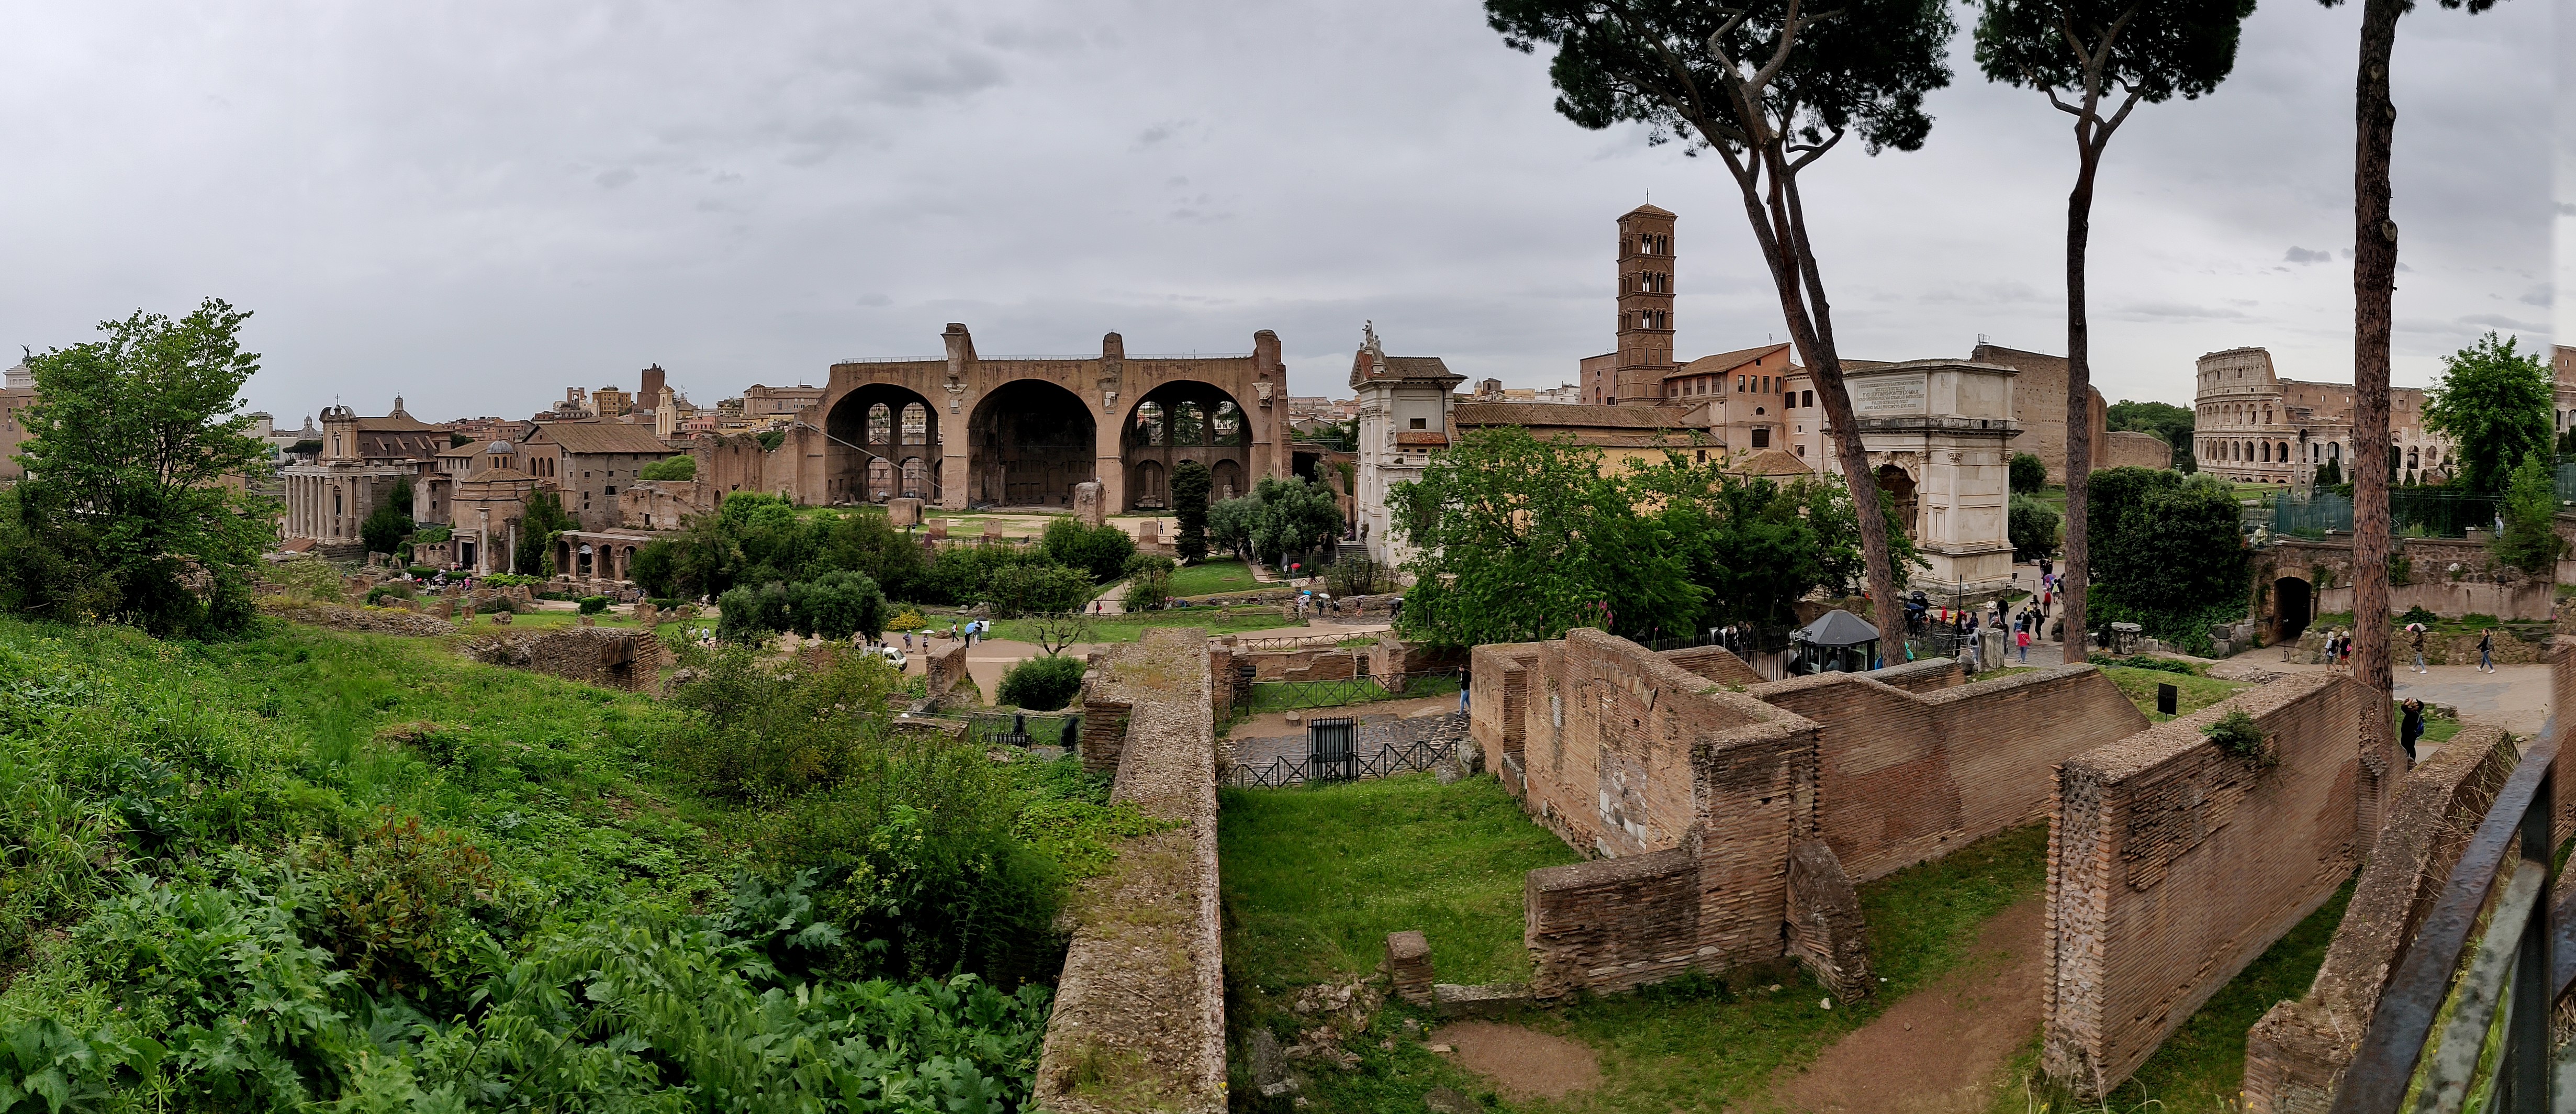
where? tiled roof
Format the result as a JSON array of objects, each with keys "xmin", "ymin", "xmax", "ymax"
[
  {"xmin": 1394, "ymin": 431, "xmax": 1450, "ymax": 447},
  {"xmin": 1673, "ymin": 343, "xmax": 1795, "ymax": 378},
  {"xmin": 1349, "ymin": 350, "xmax": 1463, "ymax": 388},
  {"xmin": 527, "ymin": 421, "xmax": 674, "ymax": 455},
  {"xmin": 355, "ymin": 413, "xmax": 438, "ymax": 432},
  {"xmin": 1451, "ymin": 402, "xmax": 1692, "ymax": 430},
  {"xmin": 1726, "ymin": 449, "xmax": 1815, "ymax": 477}
]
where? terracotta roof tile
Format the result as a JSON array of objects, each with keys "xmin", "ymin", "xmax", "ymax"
[{"xmin": 527, "ymin": 421, "xmax": 674, "ymax": 455}]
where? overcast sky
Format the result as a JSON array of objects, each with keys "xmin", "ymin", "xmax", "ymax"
[{"xmin": 0, "ymin": 1, "xmax": 2553, "ymax": 422}]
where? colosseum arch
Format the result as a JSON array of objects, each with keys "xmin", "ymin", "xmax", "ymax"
[{"xmin": 704, "ymin": 324, "xmax": 1289, "ymax": 511}]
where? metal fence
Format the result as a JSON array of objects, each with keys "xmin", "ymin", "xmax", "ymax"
[
  {"xmin": 1238, "ymin": 669, "xmax": 1463, "ymax": 716},
  {"xmin": 2273, "ymin": 488, "xmax": 2503, "ymax": 540},
  {"xmin": 1228, "ymin": 631, "xmax": 1374, "ymax": 652},
  {"xmin": 1226, "ymin": 736, "xmax": 1458, "ymax": 788},
  {"xmin": 965, "ymin": 711, "xmax": 1080, "ymax": 750},
  {"xmin": 2328, "ymin": 737, "xmax": 2563, "ymax": 1112}
]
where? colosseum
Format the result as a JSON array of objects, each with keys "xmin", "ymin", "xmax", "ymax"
[
  {"xmin": 698, "ymin": 323, "xmax": 1291, "ymax": 511},
  {"xmin": 2193, "ymin": 347, "xmax": 2455, "ymax": 485}
]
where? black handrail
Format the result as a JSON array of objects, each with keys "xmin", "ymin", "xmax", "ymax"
[{"xmin": 2329, "ymin": 736, "xmax": 2557, "ymax": 1112}]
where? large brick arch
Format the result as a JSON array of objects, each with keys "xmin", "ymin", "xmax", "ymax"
[{"xmin": 747, "ymin": 324, "xmax": 1289, "ymax": 510}]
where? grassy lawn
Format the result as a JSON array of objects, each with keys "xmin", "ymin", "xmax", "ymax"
[
  {"xmin": 987, "ymin": 606, "xmax": 1300, "ymax": 645},
  {"xmin": 1167, "ymin": 559, "xmax": 1261, "ymax": 597},
  {"xmin": 457, "ymin": 608, "xmax": 641, "ymax": 631},
  {"xmin": 1222, "ymin": 771, "xmax": 2053, "ymax": 1113},
  {"xmin": 1240, "ymin": 674, "xmax": 1462, "ymax": 715},
  {"xmin": 2100, "ymin": 665, "xmax": 2254, "ymax": 721}
]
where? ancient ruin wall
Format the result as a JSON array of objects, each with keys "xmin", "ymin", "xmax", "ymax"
[
  {"xmin": 1754, "ymin": 665, "xmax": 2147, "ymax": 883},
  {"xmin": 1524, "ymin": 848, "xmax": 1700, "ymax": 998},
  {"xmin": 2241, "ymin": 726, "xmax": 2518, "ymax": 1113},
  {"xmin": 1871, "ymin": 656, "xmax": 1962, "ymax": 693},
  {"xmin": 2042, "ymin": 673, "xmax": 2373, "ymax": 1097},
  {"xmin": 1656, "ymin": 643, "xmax": 1764, "ymax": 687},
  {"xmin": 1469, "ymin": 642, "xmax": 1543, "ymax": 763},
  {"xmin": 1036, "ymin": 629, "xmax": 1224, "ymax": 1114},
  {"xmin": 460, "ymin": 628, "xmax": 664, "ymax": 692},
  {"xmin": 2099, "ymin": 429, "xmax": 2174, "ymax": 471}
]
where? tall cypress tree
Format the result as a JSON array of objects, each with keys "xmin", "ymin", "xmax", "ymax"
[{"xmin": 1171, "ymin": 461, "xmax": 1212, "ymax": 563}]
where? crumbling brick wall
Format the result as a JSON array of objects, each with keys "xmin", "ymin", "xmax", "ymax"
[
  {"xmin": 1234, "ymin": 647, "xmax": 1355, "ymax": 682},
  {"xmin": 1036, "ymin": 629, "xmax": 1224, "ymax": 1114},
  {"xmin": 1872, "ymin": 656, "xmax": 1962, "ymax": 693},
  {"xmin": 2241, "ymin": 725, "xmax": 2517, "ymax": 1113},
  {"xmin": 1469, "ymin": 642, "xmax": 1542, "ymax": 764},
  {"xmin": 462, "ymin": 627, "xmax": 663, "ymax": 692},
  {"xmin": 1525, "ymin": 848, "xmax": 1699, "ymax": 997},
  {"xmin": 257, "ymin": 597, "xmax": 457, "ymax": 637},
  {"xmin": 1657, "ymin": 644, "xmax": 1764, "ymax": 687},
  {"xmin": 2042, "ymin": 672, "xmax": 2377, "ymax": 1097},
  {"xmin": 923, "ymin": 640, "xmax": 968, "ymax": 701},
  {"xmin": 1754, "ymin": 664, "xmax": 2147, "ymax": 883}
]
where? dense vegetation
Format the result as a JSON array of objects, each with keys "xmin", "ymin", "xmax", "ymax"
[
  {"xmin": 1207, "ymin": 476, "xmax": 1344, "ymax": 569},
  {"xmin": 1390, "ymin": 429, "xmax": 1918, "ymax": 648},
  {"xmin": 2107, "ymin": 399, "xmax": 2199, "ymax": 473},
  {"xmin": 0, "ymin": 618, "xmax": 1149, "ymax": 1110},
  {"xmin": 2085, "ymin": 466, "xmax": 2249, "ymax": 655}
]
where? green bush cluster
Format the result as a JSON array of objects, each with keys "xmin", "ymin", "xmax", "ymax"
[
  {"xmin": 714, "ymin": 570, "xmax": 889, "ymax": 643},
  {"xmin": 1039, "ymin": 518, "xmax": 1136, "ymax": 582},
  {"xmin": 576, "ymin": 594, "xmax": 610, "ymax": 615},
  {"xmin": 998, "ymin": 655, "xmax": 1087, "ymax": 711}
]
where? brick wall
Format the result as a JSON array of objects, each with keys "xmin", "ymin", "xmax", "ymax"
[
  {"xmin": 1754, "ymin": 665, "xmax": 2148, "ymax": 883},
  {"xmin": 1036, "ymin": 629, "xmax": 1225, "ymax": 1114},
  {"xmin": 1872, "ymin": 657, "xmax": 1962, "ymax": 693},
  {"xmin": 1525, "ymin": 848, "xmax": 1700, "ymax": 997},
  {"xmin": 1469, "ymin": 642, "xmax": 1542, "ymax": 763},
  {"xmin": 2099, "ymin": 429, "xmax": 2174, "ymax": 470},
  {"xmin": 1657, "ymin": 643, "xmax": 1764, "ymax": 687},
  {"xmin": 2241, "ymin": 726, "xmax": 2518, "ymax": 1113},
  {"xmin": 460, "ymin": 627, "xmax": 663, "ymax": 692},
  {"xmin": 2042, "ymin": 673, "xmax": 2378, "ymax": 1097},
  {"xmin": 923, "ymin": 640, "xmax": 969, "ymax": 701}
]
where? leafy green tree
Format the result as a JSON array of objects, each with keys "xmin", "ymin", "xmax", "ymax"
[
  {"xmin": 361, "ymin": 478, "xmax": 417, "ymax": 558},
  {"xmin": 1122, "ymin": 553, "xmax": 1175, "ymax": 611},
  {"xmin": 754, "ymin": 430, "xmax": 786, "ymax": 452},
  {"xmin": 981, "ymin": 563, "xmax": 1093, "ymax": 619},
  {"xmin": 2422, "ymin": 332, "xmax": 2551, "ymax": 494},
  {"xmin": 1038, "ymin": 517, "xmax": 1136, "ymax": 582},
  {"xmin": 996, "ymin": 655, "xmax": 1087, "ymax": 711},
  {"xmin": 1245, "ymin": 476, "xmax": 1342, "ymax": 567},
  {"xmin": 1390, "ymin": 427, "xmax": 1700, "ymax": 649},
  {"xmin": 715, "ymin": 582, "xmax": 796, "ymax": 643},
  {"xmin": 2491, "ymin": 451, "xmax": 2563, "ymax": 575},
  {"xmin": 1170, "ymin": 460, "xmax": 1212, "ymax": 563},
  {"xmin": 2009, "ymin": 453, "xmax": 2048, "ymax": 494},
  {"xmin": 2009, "ymin": 494, "xmax": 2062, "ymax": 559},
  {"xmin": 1207, "ymin": 495, "xmax": 1256, "ymax": 560},
  {"xmin": 2314, "ymin": 456, "xmax": 2343, "ymax": 487},
  {"xmin": 795, "ymin": 571, "xmax": 888, "ymax": 641},
  {"xmin": 811, "ymin": 508, "xmax": 929, "ymax": 600},
  {"xmin": 513, "ymin": 490, "xmax": 577, "ymax": 576},
  {"xmin": 1487, "ymin": 0, "xmax": 1953, "ymax": 648},
  {"xmin": 2107, "ymin": 399, "xmax": 2198, "ymax": 472},
  {"xmin": 0, "ymin": 298, "xmax": 276, "ymax": 636},
  {"xmin": 2085, "ymin": 466, "xmax": 2246, "ymax": 650},
  {"xmin": 638, "ymin": 454, "xmax": 697, "ymax": 481},
  {"xmin": 1974, "ymin": 0, "xmax": 2255, "ymax": 663}
]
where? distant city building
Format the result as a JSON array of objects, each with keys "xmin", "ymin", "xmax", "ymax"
[
  {"xmin": 739, "ymin": 383, "xmax": 827, "ymax": 417},
  {"xmin": 1349, "ymin": 324, "xmax": 1461, "ymax": 566},
  {"xmin": 280, "ymin": 398, "xmax": 443, "ymax": 557},
  {"xmin": 0, "ymin": 363, "xmax": 31, "ymax": 483}
]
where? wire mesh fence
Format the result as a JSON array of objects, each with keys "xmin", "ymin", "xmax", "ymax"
[
  {"xmin": 1226, "ymin": 737, "xmax": 1459, "ymax": 788},
  {"xmin": 2271, "ymin": 488, "xmax": 2502, "ymax": 540}
]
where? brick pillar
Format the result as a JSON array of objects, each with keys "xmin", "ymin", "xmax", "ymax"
[{"xmin": 1385, "ymin": 931, "xmax": 1435, "ymax": 1007}]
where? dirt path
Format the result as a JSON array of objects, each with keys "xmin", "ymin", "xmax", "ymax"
[
  {"xmin": 1428, "ymin": 1020, "xmax": 1602, "ymax": 1102},
  {"xmin": 1773, "ymin": 897, "xmax": 2045, "ymax": 1114}
]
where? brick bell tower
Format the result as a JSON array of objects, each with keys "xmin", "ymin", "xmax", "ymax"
[{"xmin": 1612, "ymin": 204, "xmax": 1676, "ymax": 405}]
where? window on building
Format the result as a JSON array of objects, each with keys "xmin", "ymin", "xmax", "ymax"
[
  {"xmin": 1796, "ymin": 444, "xmax": 1806, "ymax": 457},
  {"xmin": 1408, "ymin": 417, "xmax": 1427, "ymax": 430},
  {"xmin": 1751, "ymin": 428, "xmax": 1770, "ymax": 449},
  {"xmin": 1802, "ymin": 390, "xmax": 1813, "ymax": 407}
]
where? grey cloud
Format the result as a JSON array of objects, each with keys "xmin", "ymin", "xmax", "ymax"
[
  {"xmin": 2518, "ymin": 286, "xmax": 2551, "ymax": 306},
  {"xmin": 2283, "ymin": 246, "xmax": 2331, "ymax": 263},
  {"xmin": 596, "ymin": 168, "xmax": 637, "ymax": 190},
  {"xmin": 2456, "ymin": 313, "xmax": 2545, "ymax": 332}
]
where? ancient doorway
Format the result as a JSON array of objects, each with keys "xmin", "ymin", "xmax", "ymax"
[
  {"xmin": 1211, "ymin": 459, "xmax": 1246, "ymax": 503},
  {"xmin": 1875, "ymin": 464, "xmax": 1920, "ymax": 541},
  {"xmin": 969, "ymin": 379, "xmax": 1096, "ymax": 507},
  {"xmin": 2273, "ymin": 577, "xmax": 2312, "ymax": 642},
  {"xmin": 826, "ymin": 385, "xmax": 939, "ymax": 505},
  {"xmin": 1133, "ymin": 460, "xmax": 1168, "ymax": 508}
]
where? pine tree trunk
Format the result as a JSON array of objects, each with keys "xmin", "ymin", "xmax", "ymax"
[
  {"xmin": 2350, "ymin": 0, "xmax": 2400, "ymax": 764},
  {"xmin": 2061, "ymin": 149, "xmax": 2102, "ymax": 664}
]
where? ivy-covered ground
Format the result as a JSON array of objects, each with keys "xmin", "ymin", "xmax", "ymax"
[{"xmin": 0, "ymin": 617, "xmax": 1143, "ymax": 1112}]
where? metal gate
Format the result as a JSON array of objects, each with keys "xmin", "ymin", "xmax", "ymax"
[{"xmin": 1306, "ymin": 717, "xmax": 1355, "ymax": 783}]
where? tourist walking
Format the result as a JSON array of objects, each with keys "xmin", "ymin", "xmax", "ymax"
[
  {"xmin": 2409, "ymin": 623, "xmax": 2427, "ymax": 673},
  {"xmin": 2478, "ymin": 629, "xmax": 2494, "ymax": 673},
  {"xmin": 2015, "ymin": 625, "xmax": 2030, "ymax": 664},
  {"xmin": 2400, "ymin": 698, "xmax": 2425, "ymax": 768}
]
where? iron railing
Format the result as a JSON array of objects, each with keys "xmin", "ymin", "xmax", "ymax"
[
  {"xmin": 2274, "ymin": 489, "xmax": 2504, "ymax": 541},
  {"xmin": 1238, "ymin": 669, "xmax": 1462, "ymax": 716},
  {"xmin": 1226, "ymin": 737, "xmax": 1458, "ymax": 788},
  {"xmin": 966, "ymin": 711, "xmax": 1080, "ymax": 751},
  {"xmin": 2330, "ymin": 737, "xmax": 2562, "ymax": 1112},
  {"xmin": 1227, "ymin": 631, "xmax": 1380, "ymax": 652}
]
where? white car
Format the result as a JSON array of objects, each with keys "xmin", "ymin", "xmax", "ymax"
[{"xmin": 865, "ymin": 645, "xmax": 908, "ymax": 669}]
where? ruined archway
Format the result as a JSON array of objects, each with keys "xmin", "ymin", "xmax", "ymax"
[
  {"xmin": 1123, "ymin": 381, "xmax": 1252, "ymax": 512},
  {"xmin": 2272, "ymin": 576, "xmax": 2313, "ymax": 642},
  {"xmin": 1876, "ymin": 464, "xmax": 1919, "ymax": 541},
  {"xmin": 969, "ymin": 379, "xmax": 1096, "ymax": 507},
  {"xmin": 825, "ymin": 384, "xmax": 939, "ymax": 505}
]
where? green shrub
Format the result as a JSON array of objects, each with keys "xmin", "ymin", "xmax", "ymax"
[
  {"xmin": 637, "ymin": 453, "xmax": 696, "ymax": 481},
  {"xmin": 2203, "ymin": 709, "xmax": 2272, "ymax": 767},
  {"xmin": 1039, "ymin": 518, "xmax": 1136, "ymax": 582},
  {"xmin": 664, "ymin": 647, "xmax": 904, "ymax": 801},
  {"xmin": 998, "ymin": 655, "xmax": 1087, "ymax": 711},
  {"xmin": 2008, "ymin": 494, "xmax": 2060, "ymax": 560},
  {"xmin": 982, "ymin": 562, "xmax": 1094, "ymax": 619},
  {"xmin": 795, "ymin": 570, "xmax": 887, "ymax": 641},
  {"xmin": 2398, "ymin": 605, "xmax": 2439, "ymax": 628},
  {"xmin": 2009, "ymin": 452, "xmax": 2047, "ymax": 494},
  {"xmin": 715, "ymin": 582, "xmax": 795, "ymax": 643},
  {"xmin": 577, "ymin": 595, "xmax": 610, "ymax": 615},
  {"xmin": 263, "ymin": 556, "xmax": 344, "ymax": 603},
  {"xmin": 363, "ymin": 582, "xmax": 415, "ymax": 606},
  {"xmin": 301, "ymin": 811, "xmax": 507, "ymax": 998}
]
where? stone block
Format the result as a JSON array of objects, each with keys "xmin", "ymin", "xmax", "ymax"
[
  {"xmin": 491, "ymin": 610, "xmax": 511, "ymax": 625},
  {"xmin": 1137, "ymin": 519, "xmax": 1160, "ymax": 544},
  {"xmin": 1786, "ymin": 840, "xmax": 1873, "ymax": 1004},
  {"xmin": 886, "ymin": 497, "xmax": 922, "ymax": 527},
  {"xmin": 1432, "ymin": 983, "xmax": 1532, "ymax": 1019},
  {"xmin": 579, "ymin": 615, "xmax": 596, "ymax": 627},
  {"xmin": 1071, "ymin": 482, "xmax": 1104, "ymax": 527},
  {"xmin": 981, "ymin": 520, "xmax": 1004, "ymax": 544},
  {"xmin": 1385, "ymin": 930, "xmax": 1434, "ymax": 1006},
  {"xmin": 632, "ymin": 601, "xmax": 658, "ymax": 627}
]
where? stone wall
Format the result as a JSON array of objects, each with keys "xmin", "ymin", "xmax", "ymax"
[
  {"xmin": 2314, "ymin": 580, "xmax": 2553, "ymax": 622},
  {"xmin": 2098, "ymin": 429, "xmax": 2174, "ymax": 471},
  {"xmin": 2041, "ymin": 672, "xmax": 2389, "ymax": 1097},
  {"xmin": 1656, "ymin": 643, "xmax": 1764, "ymax": 687},
  {"xmin": 1524, "ymin": 848, "xmax": 1700, "ymax": 998},
  {"xmin": 2239, "ymin": 726, "xmax": 2518, "ymax": 1113},
  {"xmin": 1469, "ymin": 642, "xmax": 1544, "ymax": 762},
  {"xmin": 257, "ymin": 597, "xmax": 458, "ymax": 637},
  {"xmin": 461, "ymin": 627, "xmax": 664, "ymax": 692},
  {"xmin": 1753, "ymin": 663, "xmax": 2148, "ymax": 883},
  {"xmin": 1036, "ymin": 629, "xmax": 1224, "ymax": 1114},
  {"xmin": 1234, "ymin": 647, "xmax": 1359, "ymax": 682},
  {"xmin": 923, "ymin": 640, "xmax": 969, "ymax": 701}
]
